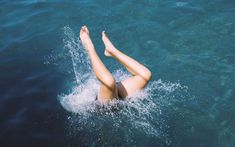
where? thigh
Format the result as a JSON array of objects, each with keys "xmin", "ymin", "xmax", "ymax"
[{"xmin": 98, "ymin": 83, "xmax": 118, "ymax": 102}]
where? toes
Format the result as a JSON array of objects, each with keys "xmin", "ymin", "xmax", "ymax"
[
  {"xmin": 80, "ymin": 26, "xmax": 85, "ymax": 34},
  {"xmin": 83, "ymin": 26, "xmax": 89, "ymax": 33},
  {"xmin": 80, "ymin": 25, "xmax": 89, "ymax": 33},
  {"xmin": 102, "ymin": 31, "xmax": 108, "ymax": 41},
  {"xmin": 102, "ymin": 31, "xmax": 107, "ymax": 37},
  {"xmin": 82, "ymin": 25, "xmax": 86, "ymax": 29}
]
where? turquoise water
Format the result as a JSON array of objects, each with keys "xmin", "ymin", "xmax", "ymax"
[{"xmin": 1, "ymin": 0, "xmax": 235, "ymax": 146}]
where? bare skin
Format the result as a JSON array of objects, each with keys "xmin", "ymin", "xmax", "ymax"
[{"xmin": 80, "ymin": 26, "xmax": 151, "ymax": 103}]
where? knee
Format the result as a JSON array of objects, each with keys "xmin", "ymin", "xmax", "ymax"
[
  {"xmin": 142, "ymin": 70, "xmax": 152, "ymax": 81},
  {"xmin": 102, "ymin": 76, "xmax": 116, "ymax": 89}
]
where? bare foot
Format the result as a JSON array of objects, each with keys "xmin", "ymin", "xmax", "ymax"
[
  {"xmin": 102, "ymin": 31, "xmax": 117, "ymax": 57},
  {"xmin": 79, "ymin": 26, "xmax": 94, "ymax": 51}
]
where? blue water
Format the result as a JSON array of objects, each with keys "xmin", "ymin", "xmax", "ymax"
[{"xmin": 1, "ymin": 0, "xmax": 235, "ymax": 146}]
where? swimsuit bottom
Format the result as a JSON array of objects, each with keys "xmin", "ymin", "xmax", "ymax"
[{"xmin": 95, "ymin": 82, "xmax": 123, "ymax": 101}]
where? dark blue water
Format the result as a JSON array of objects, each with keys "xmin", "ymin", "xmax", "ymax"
[{"xmin": 1, "ymin": 0, "xmax": 235, "ymax": 146}]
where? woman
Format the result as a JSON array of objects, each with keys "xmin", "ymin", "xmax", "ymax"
[{"xmin": 80, "ymin": 26, "xmax": 152, "ymax": 103}]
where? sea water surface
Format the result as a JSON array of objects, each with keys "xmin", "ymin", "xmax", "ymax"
[{"xmin": 0, "ymin": 0, "xmax": 235, "ymax": 147}]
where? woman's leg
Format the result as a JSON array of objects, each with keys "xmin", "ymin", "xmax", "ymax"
[
  {"xmin": 102, "ymin": 31, "xmax": 152, "ymax": 98},
  {"xmin": 80, "ymin": 26, "xmax": 117, "ymax": 102}
]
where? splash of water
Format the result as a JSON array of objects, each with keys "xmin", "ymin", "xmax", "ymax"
[
  {"xmin": 63, "ymin": 26, "xmax": 92, "ymax": 86},
  {"xmin": 58, "ymin": 27, "xmax": 189, "ymax": 146}
]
